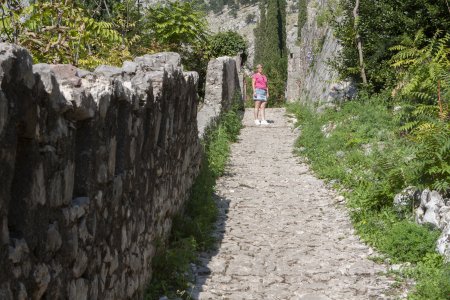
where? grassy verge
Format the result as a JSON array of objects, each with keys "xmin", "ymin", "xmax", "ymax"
[
  {"xmin": 145, "ymin": 103, "xmax": 243, "ymax": 299},
  {"xmin": 287, "ymin": 98, "xmax": 450, "ymax": 299}
]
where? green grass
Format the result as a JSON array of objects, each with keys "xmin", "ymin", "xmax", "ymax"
[
  {"xmin": 145, "ymin": 103, "xmax": 243, "ymax": 300},
  {"xmin": 287, "ymin": 98, "xmax": 450, "ymax": 299}
]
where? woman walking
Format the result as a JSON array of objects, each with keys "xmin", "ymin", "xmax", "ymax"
[{"xmin": 252, "ymin": 64, "xmax": 269, "ymax": 125}]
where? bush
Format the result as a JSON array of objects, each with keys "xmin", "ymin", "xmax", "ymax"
[
  {"xmin": 380, "ymin": 221, "xmax": 440, "ymax": 263},
  {"xmin": 407, "ymin": 253, "xmax": 450, "ymax": 300},
  {"xmin": 208, "ymin": 31, "xmax": 248, "ymax": 59},
  {"xmin": 245, "ymin": 13, "xmax": 256, "ymax": 24}
]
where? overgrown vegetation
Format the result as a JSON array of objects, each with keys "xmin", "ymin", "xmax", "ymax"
[
  {"xmin": 289, "ymin": 0, "xmax": 450, "ymax": 297},
  {"xmin": 288, "ymin": 38, "xmax": 448, "ymax": 290},
  {"xmin": 145, "ymin": 101, "xmax": 243, "ymax": 299},
  {"xmin": 288, "ymin": 97, "xmax": 449, "ymax": 299},
  {"xmin": 0, "ymin": 0, "xmax": 125, "ymax": 69},
  {"xmin": 332, "ymin": 0, "xmax": 450, "ymax": 91}
]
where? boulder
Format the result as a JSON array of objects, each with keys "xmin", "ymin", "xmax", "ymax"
[
  {"xmin": 416, "ymin": 189, "xmax": 445, "ymax": 229},
  {"xmin": 437, "ymin": 224, "xmax": 450, "ymax": 261},
  {"xmin": 393, "ymin": 186, "xmax": 420, "ymax": 216}
]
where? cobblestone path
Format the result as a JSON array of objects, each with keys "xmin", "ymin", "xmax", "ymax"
[{"xmin": 192, "ymin": 108, "xmax": 396, "ymax": 300}]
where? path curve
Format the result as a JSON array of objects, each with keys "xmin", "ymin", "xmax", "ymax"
[{"xmin": 192, "ymin": 108, "xmax": 396, "ymax": 300}]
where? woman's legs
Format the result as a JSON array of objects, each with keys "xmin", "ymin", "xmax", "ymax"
[
  {"xmin": 254, "ymin": 100, "xmax": 262, "ymax": 120},
  {"xmin": 260, "ymin": 101, "xmax": 267, "ymax": 121}
]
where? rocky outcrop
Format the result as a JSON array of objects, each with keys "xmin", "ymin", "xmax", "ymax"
[
  {"xmin": 0, "ymin": 43, "xmax": 239, "ymax": 299},
  {"xmin": 286, "ymin": 0, "xmax": 355, "ymax": 105},
  {"xmin": 414, "ymin": 189, "xmax": 450, "ymax": 260},
  {"xmin": 394, "ymin": 188, "xmax": 450, "ymax": 260}
]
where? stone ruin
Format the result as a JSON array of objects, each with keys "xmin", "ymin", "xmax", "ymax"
[{"xmin": 0, "ymin": 43, "xmax": 241, "ymax": 299}]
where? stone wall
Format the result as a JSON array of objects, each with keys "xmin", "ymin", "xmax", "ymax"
[
  {"xmin": 286, "ymin": 0, "xmax": 355, "ymax": 105},
  {"xmin": 0, "ymin": 44, "xmax": 239, "ymax": 299},
  {"xmin": 197, "ymin": 56, "xmax": 242, "ymax": 137}
]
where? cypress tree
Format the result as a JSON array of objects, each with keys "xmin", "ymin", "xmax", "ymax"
[
  {"xmin": 254, "ymin": 0, "xmax": 287, "ymax": 105},
  {"xmin": 253, "ymin": 0, "xmax": 267, "ymax": 65}
]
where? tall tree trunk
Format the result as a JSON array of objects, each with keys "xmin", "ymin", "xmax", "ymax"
[{"xmin": 353, "ymin": 0, "xmax": 367, "ymax": 84}]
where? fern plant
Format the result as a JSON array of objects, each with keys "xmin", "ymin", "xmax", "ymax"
[
  {"xmin": 0, "ymin": 0, "xmax": 126, "ymax": 69},
  {"xmin": 391, "ymin": 30, "xmax": 450, "ymax": 106},
  {"xmin": 391, "ymin": 30, "xmax": 450, "ymax": 192},
  {"xmin": 412, "ymin": 120, "xmax": 450, "ymax": 192}
]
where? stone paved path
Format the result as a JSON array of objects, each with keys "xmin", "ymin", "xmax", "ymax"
[{"xmin": 191, "ymin": 108, "xmax": 396, "ymax": 300}]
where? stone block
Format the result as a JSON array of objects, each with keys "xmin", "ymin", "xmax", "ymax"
[
  {"xmin": 33, "ymin": 264, "xmax": 50, "ymax": 299},
  {"xmin": 122, "ymin": 61, "xmax": 138, "ymax": 74},
  {"xmin": 73, "ymin": 249, "xmax": 88, "ymax": 278},
  {"xmin": 8, "ymin": 238, "xmax": 29, "ymax": 264},
  {"xmin": 437, "ymin": 224, "xmax": 450, "ymax": 261},
  {"xmin": 94, "ymin": 65, "xmax": 122, "ymax": 77},
  {"xmin": 68, "ymin": 278, "xmax": 88, "ymax": 300},
  {"xmin": 0, "ymin": 43, "xmax": 35, "ymax": 88},
  {"xmin": 134, "ymin": 52, "xmax": 181, "ymax": 72},
  {"xmin": 47, "ymin": 222, "xmax": 62, "ymax": 252}
]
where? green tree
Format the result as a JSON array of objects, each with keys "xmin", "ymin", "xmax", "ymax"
[
  {"xmin": 253, "ymin": 0, "xmax": 267, "ymax": 65},
  {"xmin": 144, "ymin": 1, "xmax": 208, "ymax": 50},
  {"xmin": 209, "ymin": 31, "xmax": 247, "ymax": 59},
  {"xmin": 0, "ymin": 0, "xmax": 125, "ymax": 69},
  {"xmin": 332, "ymin": 0, "xmax": 450, "ymax": 91},
  {"xmin": 254, "ymin": 0, "xmax": 287, "ymax": 105}
]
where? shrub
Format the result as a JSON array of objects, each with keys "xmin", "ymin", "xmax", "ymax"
[
  {"xmin": 208, "ymin": 31, "xmax": 248, "ymax": 59},
  {"xmin": 379, "ymin": 221, "xmax": 440, "ymax": 263},
  {"xmin": 245, "ymin": 12, "xmax": 256, "ymax": 24},
  {"xmin": 407, "ymin": 253, "xmax": 450, "ymax": 300}
]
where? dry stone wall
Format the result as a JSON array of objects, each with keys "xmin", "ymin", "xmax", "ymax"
[
  {"xmin": 197, "ymin": 56, "xmax": 242, "ymax": 137},
  {"xmin": 0, "ymin": 44, "xmax": 238, "ymax": 299}
]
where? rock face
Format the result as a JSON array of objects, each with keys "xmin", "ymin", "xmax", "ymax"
[
  {"xmin": 286, "ymin": 0, "xmax": 355, "ymax": 104},
  {"xmin": 0, "ymin": 43, "xmax": 240, "ymax": 299}
]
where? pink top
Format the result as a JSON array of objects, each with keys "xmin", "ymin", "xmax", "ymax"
[{"xmin": 252, "ymin": 73, "xmax": 268, "ymax": 89}]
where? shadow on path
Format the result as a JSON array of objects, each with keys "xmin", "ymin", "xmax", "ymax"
[{"xmin": 189, "ymin": 191, "xmax": 230, "ymax": 298}]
